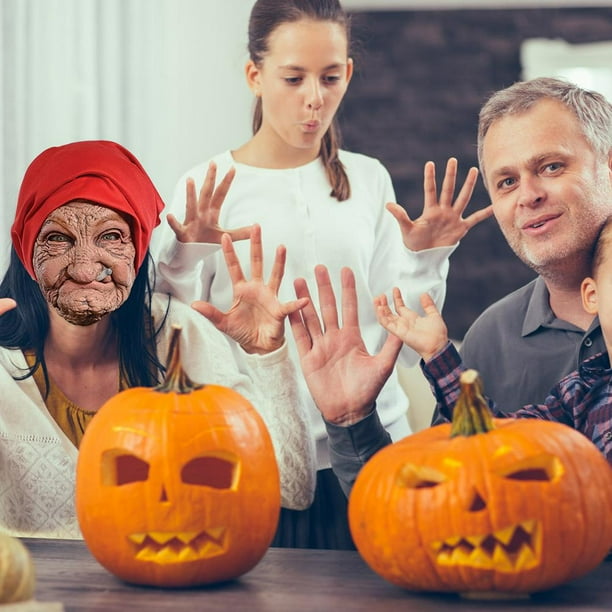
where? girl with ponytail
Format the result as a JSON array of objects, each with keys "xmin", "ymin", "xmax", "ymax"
[{"xmin": 153, "ymin": 0, "xmax": 492, "ymax": 550}]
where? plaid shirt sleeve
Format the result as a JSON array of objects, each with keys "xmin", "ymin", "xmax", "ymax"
[
  {"xmin": 422, "ymin": 342, "xmax": 577, "ymax": 425},
  {"xmin": 420, "ymin": 342, "xmax": 467, "ymax": 422}
]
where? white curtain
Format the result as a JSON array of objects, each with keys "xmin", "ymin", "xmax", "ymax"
[{"xmin": 0, "ymin": 0, "xmax": 255, "ymax": 275}]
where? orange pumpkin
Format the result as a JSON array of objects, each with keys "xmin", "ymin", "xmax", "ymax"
[
  {"xmin": 76, "ymin": 326, "xmax": 280, "ymax": 587},
  {"xmin": 0, "ymin": 533, "xmax": 35, "ymax": 603},
  {"xmin": 349, "ymin": 369, "xmax": 612, "ymax": 596}
]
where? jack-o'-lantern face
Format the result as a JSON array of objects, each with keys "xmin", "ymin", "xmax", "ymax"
[
  {"xmin": 76, "ymin": 328, "xmax": 281, "ymax": 587},
  {"xmin": 349, "ymin": 375, "xmax": 612, "ymax": 595},
  {"xmin": 106, "ymin": 437, "xmax": 238, "ymax": 565}
]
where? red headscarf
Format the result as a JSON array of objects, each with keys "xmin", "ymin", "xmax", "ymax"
[{"xmin": 11, "ymin": 140, "xmax": 165, "ymax": 279}]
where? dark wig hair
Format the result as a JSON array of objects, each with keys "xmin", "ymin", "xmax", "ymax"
[
  {"xmin": 248, "ymin": 0, "xmax": 352, "ymax": 201},
  {"xmin": 0, "ymin": 247, "xmax": 166, "ymax": 392}
]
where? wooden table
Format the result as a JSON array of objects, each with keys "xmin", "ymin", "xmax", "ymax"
[{"xmin": 23, "ymin": 538, "xmax": 612, "ymax": 611}]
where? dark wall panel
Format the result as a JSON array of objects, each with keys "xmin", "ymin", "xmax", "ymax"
[{"xmin": 341, "ymin": 7, "xmax": 612, "ymax": 339}]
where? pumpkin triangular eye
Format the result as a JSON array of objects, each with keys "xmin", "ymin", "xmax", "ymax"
[
  {"xmin": 181, "ymin": 455, "xmax": 238, "ymax": 489},
  {"xmin": 499, "ymin": 454, "xmax": 563, "ymax": 482},
  {"xmin": 396, "ymin": 464, "xmax": 447, "ymax": 489},
  {"xmin": 101, "ymin": 450, "xmax": 150, "ymax": 486}
]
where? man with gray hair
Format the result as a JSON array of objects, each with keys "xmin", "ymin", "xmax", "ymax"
[
  {"xmin": 289, "ymin": 77, "xmax": 612, "ymax": 494},
  {"xmin": 442, "ymin": 76, "xmax": 612, "ymax": 417}
]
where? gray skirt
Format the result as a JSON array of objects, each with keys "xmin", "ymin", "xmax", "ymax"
[{"xmin": 271, "ymin": 468, "xmax": 356, "ymax": 550}]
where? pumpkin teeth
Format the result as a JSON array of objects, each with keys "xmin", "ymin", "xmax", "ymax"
[
  {"xmin": 430, "ymin": 540, "xmax": 443, "ymax": 552},
  {"xmin": 129, "ymin": 528, "xmax": 228, "ymax": 564},
  {"xmin": 468, "ymin": 547, "xmax": 495, "ymax": 568},
  {"xmin": 432, "ymin": 520, "xmax": 541, "ymax": 572},
  {"xmin": 495, "ymin": 524, "xmax": 516, "ymax": 545},
  {"xmin": 149, "ymin": 531, "xmax": 188, "ymax": 545},
  {"xmin": 521, "ymin": 519, "xmax": 536, "ymax": 535},
  {"xmin": 465, "ymin": 534, "xmax": 484, "ymax": 547},
  {"xmin": 129, "ymin": 533, "xmax": 147, "ymax": 544},
  {"xmin": 205, "ymin": 526, "xmax": 225, "ymax": 542},
  {"xmin": 175, "ymin": 532, "xmax": 199, "ymax": 544},
  {"xmin": 445, "ymin": 535, "xmax": 462, "ymax": 547}
]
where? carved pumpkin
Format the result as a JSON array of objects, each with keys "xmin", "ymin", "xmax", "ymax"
[
  {"xmin": 349, "ymin": 369, "xmax": 612, "ymax": 596},
  {"xmin": 76, "ymin": 326, "xmax": 280, "ymax": 587}
]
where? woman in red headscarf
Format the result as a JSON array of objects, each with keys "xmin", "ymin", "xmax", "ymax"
[{"xmin": 0, "ymin": 140, "xmax": 315, "ymax": 538}]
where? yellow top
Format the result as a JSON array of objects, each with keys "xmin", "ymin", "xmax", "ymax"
[{"xmin": 25, "ymin": 352, "xmax": 125, "ymax": 448}]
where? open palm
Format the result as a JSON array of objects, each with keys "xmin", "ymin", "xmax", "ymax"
[
  {"xmin": 374, "ymin": 290, "xmax": 448, "ymax": 362},
  {"xmin": 167, "ymin": 161, "xmax": 252, "ymax": 244},
  {"xmin": 289, "ymin": 266, "xmax": 402, "ymax": 425},
  {"xmin": 192, "ymin": 225, "xmax": 307, "ymax": 354},
  {"xmin": 387, "ymin": 157, "xmax": 493, "ymax": 251}
]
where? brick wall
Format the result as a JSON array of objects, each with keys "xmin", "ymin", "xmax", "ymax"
[{"xmin": 340, "ymin": 7, "xmax": 612, "ymax": 338}]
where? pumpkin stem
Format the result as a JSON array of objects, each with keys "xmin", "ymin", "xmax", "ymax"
[
  {"xmin": 450, "ymin": 369, "xmax": 496, "ymax": 437},
  {"xmin": 155, "ymin": 325, "xmax": 204, "ymax": 394}
]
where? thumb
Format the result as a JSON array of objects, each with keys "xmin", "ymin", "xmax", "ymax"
[
  {"xmin": 378, "ymin": 332, "xmax": 403, "ymax": 369},
  {"xmin": 191, "ymin": 300, "xmax": 225, "ymax": 329},
  {"xmin": 420, "ymin": 293, "xmax": 440, "ymax": 315},
  {"xmin": 386, "ymin": 202, "xmax": 414, "ymax": 232}
]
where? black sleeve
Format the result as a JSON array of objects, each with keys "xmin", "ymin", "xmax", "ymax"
[{"xmin": 325, "ymin": 406, "xmax": 392, "ymax": 497}]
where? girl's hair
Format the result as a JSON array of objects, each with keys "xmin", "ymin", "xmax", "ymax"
[
  {"xmin": 477, "ymin": 77, "xmax": 612, "ymax": 185},
  {"xmin": 0, "ymin": 247, "xmax": 166, "ymax": 392},
  {"xmin": 248, "ymin": 0, "xmax": 351, "ymax": 201}
]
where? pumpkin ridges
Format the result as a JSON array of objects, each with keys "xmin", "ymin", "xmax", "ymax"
[
  {"xmin": 349, "ymin": 370, "xmax": 612, "ymax": 595},
  {"xmin": 76, "ymin": 327, "xmax": 281, "ymax": 587}
]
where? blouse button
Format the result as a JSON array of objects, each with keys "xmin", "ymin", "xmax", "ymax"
[{"xmin": 584, "ymin": 337, "xmax": 593, "ymax": 348}]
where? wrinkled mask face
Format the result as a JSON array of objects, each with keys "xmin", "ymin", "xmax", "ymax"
[{"xmin": 32, "ymin": 201, "xmax": 136, "ymax": 325}]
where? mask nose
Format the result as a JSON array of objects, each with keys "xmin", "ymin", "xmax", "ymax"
[{"xmin": 67, "ymin": 251, "xmax": 103, "ymax": 283}]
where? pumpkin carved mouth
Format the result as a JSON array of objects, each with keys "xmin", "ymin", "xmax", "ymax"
[
  {"xmin": 431, "ymin": 520, "xmax": 541, "ymax": 571},
  {"xmin": 128, "ymin": 528, "xmax": 227, "ymax": 563}
]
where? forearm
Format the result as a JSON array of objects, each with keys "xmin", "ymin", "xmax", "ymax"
[
  {"xmin": 155, "ymin": 239, "xmax": 219, "ymax": 304},
  {"xmin": 242, "ymin": 343, "xmax": 317, "ymax": 510},
  {"xmin": 326, "ymin": 406, "xmax": 392, "ymax": 497},
  {"xmin": 421, "ymin": 341, "xmax": 465, "ymax": 423}
]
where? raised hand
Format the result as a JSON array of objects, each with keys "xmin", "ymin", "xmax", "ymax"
[
  {"xmin": 374, "ymin": 290, "xmax": 448, "ymax": 362},
  {"xmin": 289, "ymin": 265, "xmax": 402, "ymax": 426},
  {"xmin": 386, "ymin": 157, "xmax": 493, "ymax": 251},
  {"xmin": 192, "ymin": 225, "xmax": 308, "ymax": 354},
  {"xmin": 0, "ymin": 298, "xmax": 16, "ymax": 316},
  {"xmin": 166, "ymin": 161, "xmax": 253, "ymax": 244}
]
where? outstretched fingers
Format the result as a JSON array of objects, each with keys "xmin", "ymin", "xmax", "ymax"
[
  {"xmin": 438, "ymin": 157, "xmax": 458, "ymax": 208},
  {"xmin": 202, "ymin": 164, "xmax": 236, "ymax": 218},
  {"xmin": 422, "ymin": 160, "xmax": 438, "ymax": 209},
  {"xmin": 340, "ymin": 267, "xmax": 359, "ymax": 328},
  {"xmin": 195, "ymin": 161, "xmax": 219, "ymax": 219},
  {"xmin": 220, "ymin": 233, "xmax": 246, "ymax": 286},
  {"xmin": 191, "ymin": 300, "xmax": 225, "ymax": 329},
  {"xmin": 420, "ymin": 292, "xmax": 441, "ymax": 315},
  {"xmin": 451, "ymin": 165, "xmax": 479, "ymax": 216},
  {"xmin": 248, "ymin": 224, "xmax": 264, "ymax": 281},
  {"xmin": 373, "ymin": 293, "xmax": 396, "ymax": 329},
  {"xmin": 290, "ymin": 277, "xmax": 321, "ymax": 356},
  {"xmin": 314, "ymin": 265, "xmax": 339, "ymax": 332},
  {"xmin": 464, "ymin": 203, "xmax": 494, "ymax": 229},
  {"xmin": 267, "ymin": 244, "xmax": 287, "ymax": 295}
]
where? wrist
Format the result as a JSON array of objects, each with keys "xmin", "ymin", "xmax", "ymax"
[
  {"xmin": 322, "ymin": 402, "xmax": 376, "ymax": 427},
  {"xmin": 240, "ymin": 337, "xmax": 285, "ymax": 355},
  {"xmin": 421, "ymin": 340, "xmax": 450, "ymax": 363}
]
